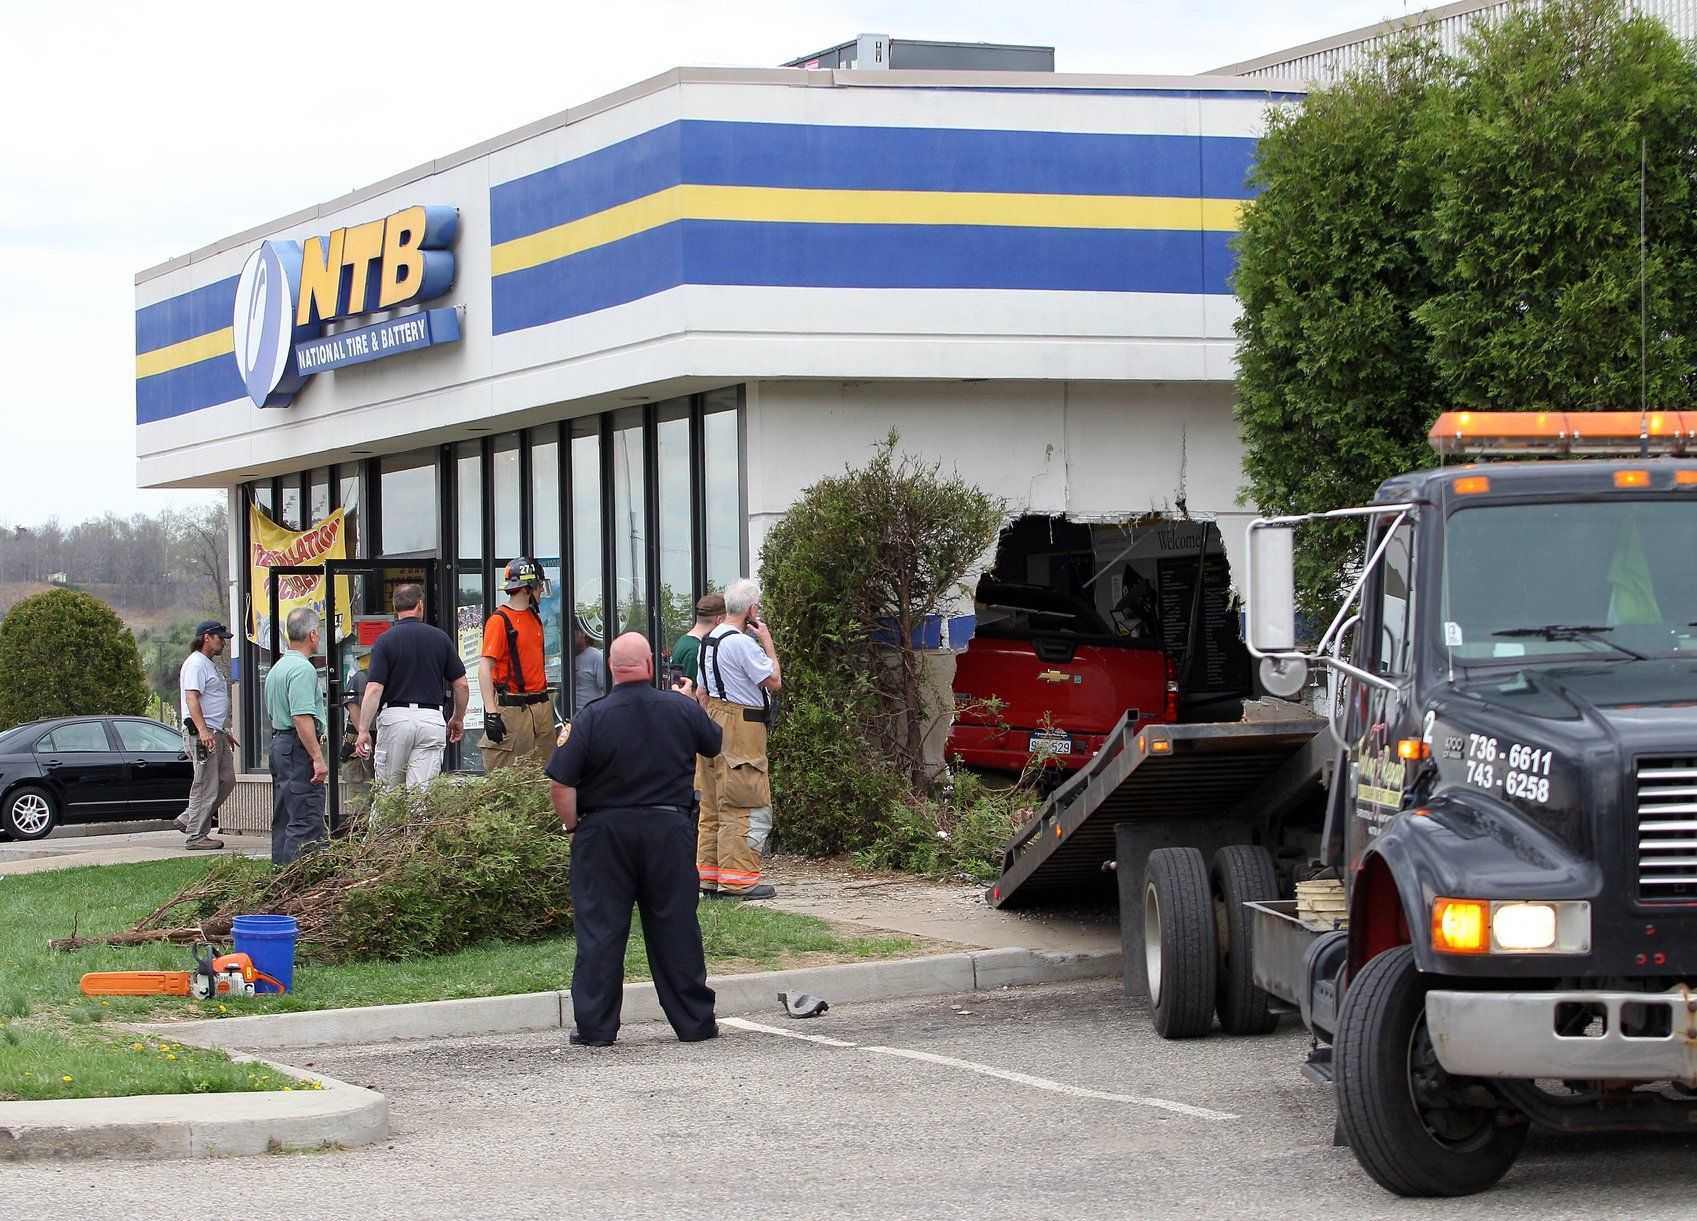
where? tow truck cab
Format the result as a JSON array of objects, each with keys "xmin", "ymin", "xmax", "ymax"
[{"xmin": 1237, "ymin": 412, "xmax": 1697, "ymax": 1196}]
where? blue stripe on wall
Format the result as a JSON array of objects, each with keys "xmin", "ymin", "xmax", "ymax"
[
  {"xmin": 136, "ymin": 354, "xmax": 245, "ymax": 424},
  {"xmin": 490, "ymin": 121, "xmax": 1259, "ymax": 245},
  {"xmin": 135, "ymin": 275, "xmax": 240, "ymax": 354},
  {"xmin": 492, "ymin": 224, "xmax": 685, "ymax": 335},
  {"xmin": 491, "ymin": 219, "xmax": 1236, "ymax": 335}
]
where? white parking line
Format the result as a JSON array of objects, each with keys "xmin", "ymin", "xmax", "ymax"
[
  {"xmin": 721, "ymin": 1017, "xmax": 858, "ymax": 1048},
  {"xmin": 721, "ymin": 1018, "xmax": 1238, "ymax": 1122}
]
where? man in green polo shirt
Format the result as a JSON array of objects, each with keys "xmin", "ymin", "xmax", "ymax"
[{"xmin": 265, "ymin": 606, "xmax": 329, "ymax": 866}]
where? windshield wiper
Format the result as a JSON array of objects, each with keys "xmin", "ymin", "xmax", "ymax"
[{"xmin": 1491, "ymin": 624, "xmax": 1647, "ymax": 660}]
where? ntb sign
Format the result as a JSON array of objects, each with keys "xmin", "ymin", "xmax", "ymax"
[{"xmin": 233, "ymin": 205, "xmax": 460, "ymax": 409}]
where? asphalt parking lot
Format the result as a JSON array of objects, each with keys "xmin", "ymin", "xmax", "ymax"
[{"xmin": 7, "ymin": 978, "xmax": 1695, "ymax": 1219}]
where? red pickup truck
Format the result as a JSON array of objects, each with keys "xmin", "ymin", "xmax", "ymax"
[{"xmin": 948, "ymin": 581, "xmax": 1175, "ymax": 773}]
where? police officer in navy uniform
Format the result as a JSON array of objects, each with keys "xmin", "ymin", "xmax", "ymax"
[{"xmin": 547, "ymin": 630, "xmax": 723, "ymax": 1046}]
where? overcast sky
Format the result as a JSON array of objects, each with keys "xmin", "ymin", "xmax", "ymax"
[{"xmin": 0, "ymin": 0, "xmax": 1425, "ymax": 527}]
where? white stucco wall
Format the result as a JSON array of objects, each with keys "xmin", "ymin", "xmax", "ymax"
[{"xmin": 745, "ymin": 377, "xmax": 1254, "ymax": 577}]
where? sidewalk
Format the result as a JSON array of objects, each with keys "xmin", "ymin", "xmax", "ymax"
[
  {"xmin": 761, "ymin": 855, "xmax": 1119, "ymax": 956},
  {"xmin": 0, "ymin": 829, "xmax": 268, "ymax": 876}
]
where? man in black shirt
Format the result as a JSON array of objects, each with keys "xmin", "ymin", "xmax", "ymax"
[
  {"xmin": 355, "ymin": 584, "xmax": 470, "ymax": 789},
  {"xmin": 547, "ymin": 631, "xmax": 723, "ymax": 1046}
]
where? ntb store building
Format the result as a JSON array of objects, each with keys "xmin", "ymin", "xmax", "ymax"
[{"xmin": 133, "ymin": 62, "xmax": 1299, "ymax": 787}]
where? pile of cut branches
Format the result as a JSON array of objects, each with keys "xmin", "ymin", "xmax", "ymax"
[{"xmin": 131, "ymin": 765, "xmax": 571, "ymax": 963}]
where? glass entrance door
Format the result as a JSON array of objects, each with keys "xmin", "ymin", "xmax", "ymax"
[{"xmin": 325, "ymin": 560, "xmax": 438, "ymax": 829}]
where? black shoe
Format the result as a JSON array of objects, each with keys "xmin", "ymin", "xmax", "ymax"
[
  {"xmin": 699, "ymin": 887, "xmax": 720, "ymax": 899},
  {"xmin": 568, "ymin": 1029, "xmax": 614, "ymax": 1047},
  {"xmin": 678, "ymin": 1022, "xmax": 719, "ymax": 1043},
  {"xmin": 722, "ymin": 883, "xmax": 776, "ymax": 900}
]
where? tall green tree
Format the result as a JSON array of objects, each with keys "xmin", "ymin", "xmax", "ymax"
[
  {"xmin": 1233, "ymin": 0, "xmax": 1697, "ymax": 622},
  {"xmin": 1415, "ymin": 0, "xmax": 1697, "ymax": 409},
  {"xmin": 0, "ymin": 589, "xmax": 148, "ymax": 728},
  {"xmin": 1233, "ymin": 40, "xmax": 1451, "ymax": 620}
]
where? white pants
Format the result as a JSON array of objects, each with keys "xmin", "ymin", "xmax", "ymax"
[{"xmin": 373, "ymin": 705, "xmax": 447, "ymax": 787}]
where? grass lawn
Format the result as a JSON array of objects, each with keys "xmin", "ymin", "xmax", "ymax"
[{"xmin": 0, "ymin": 857, "xmax": 916, "ymax": 1102}]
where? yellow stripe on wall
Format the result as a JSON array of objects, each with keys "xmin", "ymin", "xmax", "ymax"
[
  {"xmin": 491, "ymin": 185, "xmax": 1246, "ymax": 278},
  {"xmin": 135, "ymin": 327, "xmax": 236, "ymax": 379}
]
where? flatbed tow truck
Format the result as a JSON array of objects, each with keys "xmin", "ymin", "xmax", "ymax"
[{"xmin": 989, "ymin": 411, "xmax": 1697, "ymax": 1196}]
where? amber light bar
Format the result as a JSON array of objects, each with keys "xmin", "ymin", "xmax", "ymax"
[{"xmin": 1428, "ymin": 410, "xmax": 1697, "ymax": 457}]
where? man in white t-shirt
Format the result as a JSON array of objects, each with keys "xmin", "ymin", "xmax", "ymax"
[
  {"xmin": 175, "ymin": 620, "xmax": 238, "ymax": 850},
  {"xmin": 694, "ymin": 578, "xmax": 782, "ymax": 899}
]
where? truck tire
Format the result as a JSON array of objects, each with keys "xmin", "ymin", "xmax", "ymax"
[
  {"xmin": 1143, "ymin": 847, "xmax": 1217, "ymax": 1039},
  {"xmin": 1335, "ymin": 945, "xmax": 1525, "ymax": 1197},
  {"xmin": 1211, "ymin": 845, "xmax": 1280, "ymax": 1036}
]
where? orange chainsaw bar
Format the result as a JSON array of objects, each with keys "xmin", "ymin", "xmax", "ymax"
[{"xmin": 80, "ymin": 971, "xmax": 193, "ymax": 997}]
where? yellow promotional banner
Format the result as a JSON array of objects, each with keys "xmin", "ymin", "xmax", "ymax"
[{"xmin": 248, "ymin": 506, "xmax": 352, "ymax": 644}]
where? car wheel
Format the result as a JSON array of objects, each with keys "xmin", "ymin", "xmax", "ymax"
[
  {"xmin": 1143, "ymin": 847, "xmax": 1217, "ymax": 1039},
  {"xmin": 1335, "ymin": 944, "xmax": 1526, "ymax": 1196},
  {"xmin": 1212, "ymin": 845, "xmax": 1282, "ymax": 1036},
  {"xmin": 1, "ymin": 785, "xmax": 58, "ymax": 841}
]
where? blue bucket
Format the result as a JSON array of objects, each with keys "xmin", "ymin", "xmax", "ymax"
[{"xmin": 231, "ymin": 914, "xmax": 297, "ymax": 995}]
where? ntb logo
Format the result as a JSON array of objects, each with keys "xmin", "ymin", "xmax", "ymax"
[{"xmin": 233, "ymin": 205, "xmax": 460, "ymax": 409}]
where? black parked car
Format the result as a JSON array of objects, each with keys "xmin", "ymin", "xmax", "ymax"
[{"xmin": 0, "ymin": 716, "xmax": 193, "ymax": 841}]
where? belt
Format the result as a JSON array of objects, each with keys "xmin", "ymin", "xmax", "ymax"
[
  {"xmin": 497, "ymin": 691, "xmax": 551, "ymax": 706},
  {"xmin": 580, "ymin": 805, "xmax": 692, "ymax": 817},
  {"xmin": 385, "ymin": 701, "xmax": 440, "ymax": 710}
]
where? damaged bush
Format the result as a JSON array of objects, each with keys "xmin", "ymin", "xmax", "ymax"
[
  {"xmin": 137, "ymin": 766, "xmax": 570, "ymax": 963},
  {"xmin": 854, "ymin": 769, "xmax": 1042, "ymax": 882}
]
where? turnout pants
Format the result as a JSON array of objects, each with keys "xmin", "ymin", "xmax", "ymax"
[
  {"xmin": 570, "ymin": 806, "xmax": 716, "ymax": 1042},
  {"xmin": 373, "ymin": 705, "xmax": 448, "ymax": 787},
  {"xmin": 179, "ymin": 728, "xmax": 235, "ymax": 839},
  {"xmin": 269, "ymin": 731, "xmax": 326, "ymax": 867},
  {"xmin": 479, "ymin": 697, "xmax": 555, "ymax": 772},
  {"xmin": 695, "ymin": 698, "xmax": 772, "ymax": 894}
]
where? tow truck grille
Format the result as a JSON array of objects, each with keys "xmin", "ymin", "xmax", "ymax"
[{"xmin": 1636, "ymin": 757, "xmax": 1697, "ymax": 903}]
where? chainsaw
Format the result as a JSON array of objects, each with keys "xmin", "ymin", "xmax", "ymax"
[{"xmin": 79, "ymin": 944, "xmax": 287, "ymax": 998}]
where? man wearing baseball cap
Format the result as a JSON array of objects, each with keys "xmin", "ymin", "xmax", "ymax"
[
  {"xmin": 174, "ymin": 620, "xmax": 237, "ymax": 850},
  {"xmin": 479, "ymin": 557, "xmax": 558, "ymax": 772}
]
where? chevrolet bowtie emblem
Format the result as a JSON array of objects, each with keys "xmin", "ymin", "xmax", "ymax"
[{"xmin": 1038, "ymin": 670, "xmax": 1070, "ymax": 683}]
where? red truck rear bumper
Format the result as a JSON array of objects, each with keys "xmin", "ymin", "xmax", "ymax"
[{"xmin": 947, "ymin": 723, "xmax": 1118, "ymax": 773}]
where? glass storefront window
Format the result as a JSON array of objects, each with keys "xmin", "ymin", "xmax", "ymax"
[
  {"xmin": 610, "ymin": 408, "xmax": 648, "ymax": 641},
  {"xmin": 236, "ymin": 390, "xmax": 747, "ymax": 769},
  {"xmin": 456, "ymin": 442, "xmax": 482, "ymax": 560},
  {"xmin": 279, "ymin": 478, "xmax": 302, "ymax": 529},
  {"xmin": 530, "ymin": 426, "xmax": 563, "ymax": 696},
  {"xmin": 380, "ymin": 453, "xmax": 437, "ymax": 556},
  {"xmin": 569, "ymin": 419, "xmax": 602, "ymax": 714},
  {"xmin": 456, "ymin": 568, "xmax": 487, "ymax": 771},
  {"xmin": 703, "ymin": 389, "xmax": 743, "ymax": 590},
  {"xmin": 657, "ymin": 402, "xmax": 692, "ymax": 672},
  {"xmin": 309, "ymin": 468, "xmax": 331, "ymax": 525},
  {"xmin": 493, "ymin": 433, "xmax": 521, "ymax": 560},
  {"xmin": 339, "ymin": 466, "xmax": 362, "ymax": 558}
]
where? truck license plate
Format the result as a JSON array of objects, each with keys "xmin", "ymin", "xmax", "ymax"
[{"xmin": 1030, "ymin": 734, "xmax": 1072, "ymax": 756}]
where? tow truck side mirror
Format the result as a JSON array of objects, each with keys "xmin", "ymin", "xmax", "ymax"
[{"xmin": 1247, "ymin": 522, "xmax": 1297, "ymax": 653}]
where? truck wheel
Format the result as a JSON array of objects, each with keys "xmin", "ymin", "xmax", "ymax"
[
  {"xmin": 1211, "ymin": 845, "xmax": 1280, "ymax": 1036},
  {"xmin": 1143, "ymin": 847, "xmax": 1217, "ymax": 1039},
  {"xmin": 1335, "ymin": 945, "xmax": 1525, "ymax": 1197}
]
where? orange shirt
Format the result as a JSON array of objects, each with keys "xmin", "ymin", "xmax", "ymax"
[{"xmin": 481, "ymin": 606, "xmax": 547, "ymax": 693}]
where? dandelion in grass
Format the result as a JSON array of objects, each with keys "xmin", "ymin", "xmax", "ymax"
[{"xmin": 61, "ymin": 1075, "xmax": 72, "ymax": 1082}]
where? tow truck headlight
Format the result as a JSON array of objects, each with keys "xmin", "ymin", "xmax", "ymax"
[
  {"xmin": 1492, "ymin": 902, "xmax": 1557, "ymax": 950},
  {"xmin": 1432, "ymin": 898, "xmax": 1591, "ymax": 955}
]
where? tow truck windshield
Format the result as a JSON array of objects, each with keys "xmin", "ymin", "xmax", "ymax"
[{"xmin": 1442, "ymin": 499, "xmax": 1697, "ymax": 661}]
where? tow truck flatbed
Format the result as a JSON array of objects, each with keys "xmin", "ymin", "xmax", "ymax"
[{"xmin": 987, "ymin": 714, "xmax": 1327, "ymax": 909}]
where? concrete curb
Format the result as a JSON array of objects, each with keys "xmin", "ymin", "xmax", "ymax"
[
  {"xmin": 141, "ymin": 947, "xmax": 1123, "ymax": 1052},
  {"xmin": 0, "ymin": 1059, "xmax": 388, "ymax": 1162}
]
